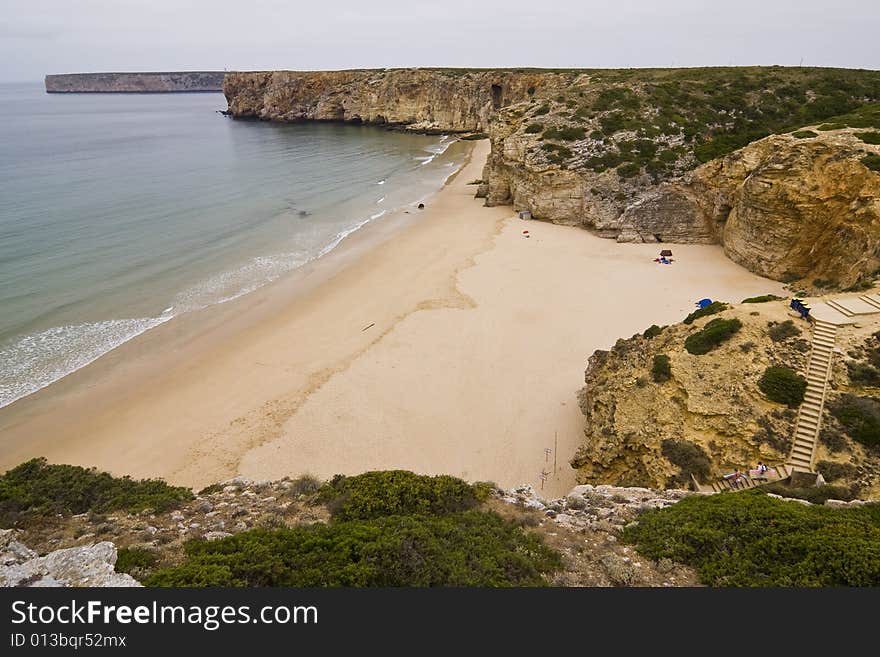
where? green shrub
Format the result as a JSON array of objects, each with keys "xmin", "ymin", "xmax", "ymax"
[
  {"xmin": 541, "ymin": 142, "xmax": 572, "ymax": 159},
  {"xmin": 115, "ymin": 547, "xmax": 159, "ymax": 579},
  {"xmin": 624, "ymin": 492, "xmax": 880, "ymax": 586},
  {"xmin": 817, "ymin": 122, "xmax": 846, "ymax": 131},
  {"xmin": 828, "ymin": 394, "xmax": 880, "ymax": 447},
  {"xmin": 819, "ymin": 426, "xmax": 849, "ymax": 453},
  {"xmin": 863, "ymin": 154, "xmax": 880, "ymax": 172},
  {"xmin": 642, "ymin": 324, "xmax": 664, "ymax": 339},
  {"xmin": 288, "ymin": 474, "xmax": 322, "ymax": 496},
  {"xmin": 791, "ymin": 130, "xmax": 818, "ymax": 139},
  {"xmin": 816, "ymin": 460, "xmax": 859, "ymax": 483},
  {"xmin": 660, "ymin": 439, "xmax": 711, "ymax": 485},
  {"xmin": 616, "ymin": 162, "xmax": 641, "ymax": 178},
  {"xmin": 742, "ymin": 294, "xmax": 783, "ymax": 303},
  {"xmin": 145, "ymin": 511, "xmax": 562, "ymax": 587},
  {"xmin": 459, "ymin": 132, "xmax": 488, "ymax": 141},
  {"xmin": 543, "ymin": 125, "xmax": 585, "ymax": 141},
  {"xmin": 525, "ymin": 123, "xmax": 543, "ymax": 134},
  {"xmin": 317, "ymin": 471, "xmax": 480, "ymax": 521},
  {"xmin": 0, "ymin": 458, "xmax": 193, "ymax": 525},
  {"xmin": 761, "ymin": 482, "xmax": 858, "ymax": 504},
  {"xmin": 847, "ymin": 362, "xmax": 880, "ymax": 387},
  {"xmin": 857, "ymin": 131, "xmax": 880, "ymax": 145},
  {"xmin": 812, "ymin": 278, "xmax": 838, "ymax": 289},
  {"xmin": 533, "ymin": 104, "xmax": 550, "ymax": 116},
  {"xmin": 684, "ymin": 318, "xmax": 742, "ymax": 355},
  {"xmin": 683, "ymin": 301, "xmax": 727, "ymax": 324},
  {"xmin": 652, "ymin": 354, "xmax": 672, "ymax": 383},
  {"xmin": 768, "ymin": 320, "xmax": 801, "ymax": 342},
  {"xmin": 758, "ymin": 366, "xmax": 807, "ymax": 406}
]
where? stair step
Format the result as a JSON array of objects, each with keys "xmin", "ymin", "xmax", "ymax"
[
  {"xmin": 859, "ymin": 295, "xmax": 880, "ymax": 310},
  {"xmin": 826, "ymin": 300, "xmax": 855, "ymax": 316}
]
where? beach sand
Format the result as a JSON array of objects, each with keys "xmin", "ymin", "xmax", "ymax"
[{"xmin": 0, "ymin": 140, "xmax": 786, "ymax": 497}]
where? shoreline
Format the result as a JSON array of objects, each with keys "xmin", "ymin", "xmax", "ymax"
[{"xmin": 0, "ymin": 139, "xmax": 786, "ymax": 497}]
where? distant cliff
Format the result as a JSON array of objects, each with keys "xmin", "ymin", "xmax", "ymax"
[
  {"xmin": 223, "ymin": 69, "xmax": 569, "ymax": 133},
  {"xmin": 45, "ymin": 72, "xmax": 225, "ymax": 93}
]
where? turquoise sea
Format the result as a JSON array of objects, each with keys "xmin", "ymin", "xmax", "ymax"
[{"xmin": 0, "ymin": 83, "xmax": 465, "ymax": 408}]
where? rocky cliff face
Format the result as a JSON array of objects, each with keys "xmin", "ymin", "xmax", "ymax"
[
  {"xmin": 45, "ymin": 72, "xmax": 225, "ymax": 93},
  {"xmin": 223, "ymin": 68, "xmax": 880, "ymax": 286},
  {"xmin": 622, "ymin": 130, "xmax": 880, "ymax": 288},
  {"xmin": 223, "ymin": 69, "xmax": 569, "ymax": 132},
  {"xmin": 571, "ymin": 298, "xmax": 880, "ymax": 495}
]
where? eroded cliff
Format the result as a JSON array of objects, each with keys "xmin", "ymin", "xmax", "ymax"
[
  {"xmin": 572, "ymin": 298, "xmax": 880, "ymax": 495},
  {"xmin": 223, "ymin": 67, "xmax": 880, "ymax": 286},
  {"xmin": 223, "ymin": 69, "xmax": 569, "ymax": 132}
]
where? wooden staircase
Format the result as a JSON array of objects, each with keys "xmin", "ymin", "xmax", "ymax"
[
  {"xmin": 825, "ymin": 299, "xmax": 855, "ymax": 317},
  {"xmin": 859, "ymin": 294, "xmax": 880, "ymax": 312},
  {"xmin": 698, "ymin": 463, "xmax": 792, "ymax": 493},
  {"xmin": 787, "ymin": 319, "xmax": 838, "ymax": 474}
]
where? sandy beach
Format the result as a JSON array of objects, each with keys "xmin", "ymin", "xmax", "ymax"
[{"xmin": 0, "ymin": 140, "xmax": 786, "ymax": 496}]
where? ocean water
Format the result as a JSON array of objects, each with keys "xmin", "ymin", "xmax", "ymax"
[{"xmin": 0, "ymin": 83, "xmax": 465, "ymax": 409}]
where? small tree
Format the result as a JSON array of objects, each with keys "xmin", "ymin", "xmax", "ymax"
[
  {"xmin": 758, "ymin": 366, "xmax": 807, "ymax": 406},
  {"xmin": 652, "ymin": 354, "xmax": 672, "ymax": 383}
]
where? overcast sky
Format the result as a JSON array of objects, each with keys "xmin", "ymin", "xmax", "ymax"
[{"xmin": 1, "ymin": 0, "xmax": 877, "ymax": 81}]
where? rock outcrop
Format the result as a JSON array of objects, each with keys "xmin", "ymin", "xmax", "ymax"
[
  {"xmin": 571, "ymin": 298, "xmax": 880, "ymax": 495},
  {"xmin": 0, "ymin": 530, "xmax": 140, "ymax": 587},
  {"xmin": 621, "ymin": 130, "xmax": 880, "ymax": 288},
  {"xmin": 45, "ymin": 72, "xmax": 225, "ymax": 93},
  {"xmin": 223, "ymin": 69, "xmax": 569, "ymax": 132}
]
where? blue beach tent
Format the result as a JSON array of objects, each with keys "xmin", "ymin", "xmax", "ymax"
[{"xmin": 696, "ymin": 298, "xmax": 712, "ymax": 309}]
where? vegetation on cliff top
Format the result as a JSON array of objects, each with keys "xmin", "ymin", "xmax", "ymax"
[
  {"xmin": 0, "ymin": 458, "xmax": 193, "ymax": 526},
  {"xmin": 146, "ymin": 471, "xmax": 560, "ymax": 587},
  {"xmin": 522, "ymin": 68, "xmax": 880, "ymax": 180},
  {"xmin": 684, "ymin": 317, "xmax": 742, "ymax": 355},
  {"xmin": 625, "ymin": 492, "xmax": 880, "ymax": 586},
  {"xmin": 758, "ymin": 365, "xmax": 807, "ymax": 407}
]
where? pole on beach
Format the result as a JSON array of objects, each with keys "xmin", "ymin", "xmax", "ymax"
[{"xmin": 554, "ymin": 432, "xmax": 558, "ymax": 474}]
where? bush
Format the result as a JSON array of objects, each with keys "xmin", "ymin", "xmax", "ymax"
[
  {"xmin": 145, "ymin": 511, "xmax": 562, "ymax": 587},
  {"xmin": 758, "ymin": 366, "xmax": 807, "ymax": 406},
  {"xmin": 816, "ymin": 460, "xmax": 859, "ymax": 483},
  {"xmin": 819, "ymin": 426, "xmax": 849, "ymax": 453},
  {"xmin": 525, "ymin": 123, "xmax": 543, "ymax": 134},
  {"xmin": 828, "ymin": 394, "xmax": 880, "ymax": 447},
  {"xmin": 660, "ymin": 439, "xmax": 711, "ymax": 485},
  {"xmin": 642, "ymin": 324, "xmax": 664, "ymax": 339},
  {"xmin": 847, "ymin": 362, "xmax": 880, "ymax": 387},
  {"xmin": 533, "ymin": 104, "xmax": 550, "ymax": 116},
  {"xmin": 683, "ymin": 301, "xmax": 727, "ymax": 324},
  {"xmin": 742, "ymin": 294, "xmax": 783, "ymax": 303},
  {"xmin": 761, "ymin": 482, "xmax": 858, "ymax": 504},
  {"xmin": 317, "ymin": 471, "xmax": 481, "ymax": 521},
  {"xmin": 288, "ymin": 474, "xmax": 322, "ymax": 496},
  {"xmin": 616, "ymin": 162, "xmax": 642, "ymax": 178},
  {"xmin": 543, "ymin": 125, "xmax": 585, "ymax": 141},
  {"xmin": 115, "ymin": 547, "xmax": 159, "ymax": 579},
  {"xmin": 768, "ymin": 320, "xmax": 801, "ymax": 342},
  {"xmin": 791, "ymin": 130, "xmax": 818, "ymax": 139},
  {"xmin": 652, "ymin": 354, "xmax": 672, "ymax": 383},
  {"xmin": 0, "ymin": 458, "xmax": 193, "ymax": 525},
  {"xmin": 459, "ymin": 132, "xmax": 488, "ymax": 141},
  {"xmin": 684, "ymin": 318, "xmax": 742, "ymax": 355},
  {"xmin": 624, "ymin": 492, "xmax": 880, "ymax": 586},
  {"xmin": 863, "ymin": 154, "xmax": 880, "ymax": 172},
  {"xmin": 858, "ymin": 131, "xmax": 880, "ymax": 145}
]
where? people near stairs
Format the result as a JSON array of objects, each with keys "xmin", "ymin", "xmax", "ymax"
[
  {"xmin": 757, "ymin": 462, "xmax": 768, "ymax": 475},
  {"xmin": 723, "ymin": 468, "xmax": 746, "ymax": 489}
]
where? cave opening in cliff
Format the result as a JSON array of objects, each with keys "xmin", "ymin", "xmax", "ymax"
[{"xmin": 491, "ymin": 84, "xmax": 503, "ymax": 110}]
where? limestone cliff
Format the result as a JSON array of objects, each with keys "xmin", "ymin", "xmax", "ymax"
[
  {"xmin": 222, "ymin": 67, "xmax": 880, "ymax": 285},
  {"xmin": 572, "ymin": 298, "xmax": 880, "ymax": 495},
  {"xmin": 223, "ymin": 69, "xmax": 570, "ymax": 132},
  {"xmin": 621, "ymin": 130, "xmax": 880, "ymax": 288},
  {"xmin": 45, "ymin": 72, "xmax": 225, "ymax": 93}
]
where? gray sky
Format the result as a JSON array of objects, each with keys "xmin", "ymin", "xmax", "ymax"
[{"xmin": 1, "ymin": 0, "xmax": 877, "ymax": 81}]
